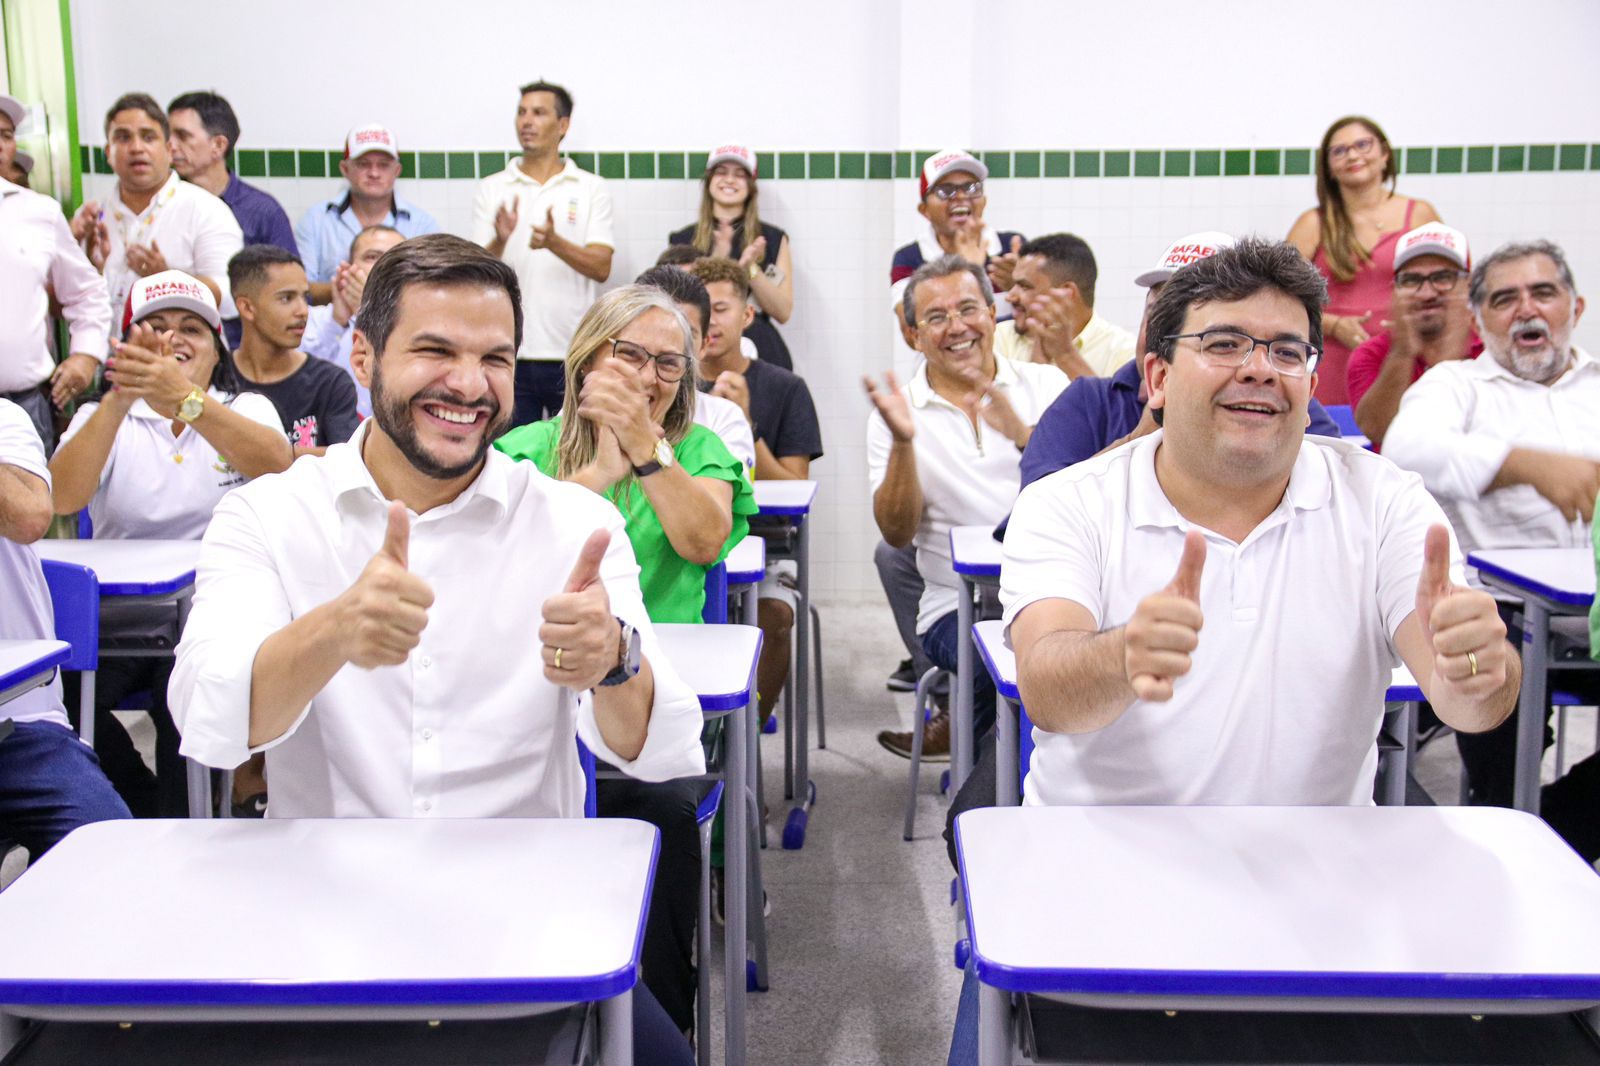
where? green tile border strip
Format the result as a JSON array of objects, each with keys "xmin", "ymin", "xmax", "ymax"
[{"xmin": 78, "ymin": 144, "xmax": 1600, "ymax": 179}]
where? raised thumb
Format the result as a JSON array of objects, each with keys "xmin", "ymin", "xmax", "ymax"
[
  {"xmin": 1167, "ymin": 529, "xmax": 1207, "ymax": 601},
  {"xmin": 563, "ymin": 528, "xmax": 611, "ymax": 593},
  {"xmin": 379, "ymin": 500, "xmax": 410, "ymax": 568},
  {"xmin": 1418, "ymin": 523, "xmax": 1452, "ymax": 601}
]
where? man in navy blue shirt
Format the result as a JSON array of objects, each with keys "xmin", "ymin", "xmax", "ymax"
[{"xmin": 169, "ymin": 92, "xmax": 297, "ymax": 348}]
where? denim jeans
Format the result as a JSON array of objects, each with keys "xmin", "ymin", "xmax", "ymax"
[
  {"xmin": 920, "ymin": 609, "xmax": 997, "ymax": 742},
  {"xmin": 0, "ymin": 719, "xmax": 130, "ymax": 858}
]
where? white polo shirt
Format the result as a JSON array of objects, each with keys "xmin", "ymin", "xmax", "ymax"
[
  {"xmin": 100, "ymin": 171, "xmax": 244, "ymax": 327},
  {"xmin": 1383, "ymin": 346, "xmax": 1600, "ymax": 556},
  {"xmin": 470, "ymin": 159, "xmax": 615, "ymax": 362},
  {"xmin": 169, "ymin": 422, "xmax": 706, "ymax": 819},
  {"xmin": 694, "ymin": 390, "xmax": 756, "ymax": 468},
  {"xmin": 992, "ymin": 313, "xmax": 1136, "ymax": 378},
  {"xmin": 57, "ymin": 390, "xmax": 284, "ymax": 541},
  {"xmin": 0, "ymin": 399, "xmax": 70, "ymax": 727},
  {"xmin": 868, "ymin": 356, "xmax": 1067, "ymax": 633},
  {"xmin": 0, "ymin": 179, "xmax": 111, "ymax": 391},
  {"xmin": 1002, "ymin": 432, "xmax": 1460, "ymax": 808}
]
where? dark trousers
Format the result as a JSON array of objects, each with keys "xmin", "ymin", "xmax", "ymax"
[
  {"xmin": 2, "ymin": 383, "xmax": 54, "ymax": 451},
  {"xmin": 512, "ymin": 360, "xmax": 567, "ymax": 427},
  {"xmin": 61, "ymin": 658, "xmax": 186, "ymax": 819},
  {"xmin": 920, "ymin": 609, "xmax": 997, "ymax": 741},
  {"xmin": 0, "ymin": 719, "xmax": 130, "ymax": 858},
  {"xmin": 596, "ymin": 776, "xmax": 702, "ymax": 1036}
]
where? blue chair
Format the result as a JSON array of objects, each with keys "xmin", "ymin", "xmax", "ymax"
[
  {"xmin": 40, "ymin": 561, "xmax": 100, "ymax": 747},
  {"xmin": 1324, "ymin": 403, "xmax": 1361, "ymax": 438}
]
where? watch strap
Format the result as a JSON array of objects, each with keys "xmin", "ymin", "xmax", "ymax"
[{"xmin": 632, "ymin": 459, "xmax": 663, "ymax": 478}]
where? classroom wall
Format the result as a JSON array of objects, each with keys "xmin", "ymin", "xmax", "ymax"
[{"xmin": 67, "ymin": 0, "xmax": 1600, "ymax": 601}]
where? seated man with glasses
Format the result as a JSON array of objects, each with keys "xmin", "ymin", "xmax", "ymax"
[
  {"xmin": 864, "ymin": 254, "xmax": 1067, "ymax": 760},
  {"xmin": 945, "ymin": 237, "xmax": 1520, "ymax": 1064},
  {"xmin": 1348, "ymin": 223, "xmax": 1481, "ymax": 447}
]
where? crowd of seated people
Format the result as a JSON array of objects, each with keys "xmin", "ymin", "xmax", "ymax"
[{"xmin": 4, "ymin": 76, "xmax": 1599, "ymax": 1065}]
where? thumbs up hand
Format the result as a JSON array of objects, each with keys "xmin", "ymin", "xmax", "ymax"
[
  {"xmin": 540, "ymin": 529, "xmax": 623, "ymax": 689},
  {"xmin": 339, "ymin": 501, "xmax": 436, "ymax": 669},
  {"xmin": 1124, "ymin": 529, "xmax": 1207, "ymax": 702},
  {"xmin": 1415, "ymin": 523, "xmax": 1507, "ymax": 697}
]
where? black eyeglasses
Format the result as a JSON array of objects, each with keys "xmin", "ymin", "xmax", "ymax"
[
  {"xmin": 1165, "ymin": 330, "xmax": 1320, "ymax": 377},
  {"xmin": 927, "ymin": 180, "xmax": 983, "ymax": 201},
  {"xmin": 608, "ymin": 337, "xmax": 689, "ymax": 382},
  {"xmin": 1395, "ymin": 269, "xmax": 1466, "ymax": 294}
]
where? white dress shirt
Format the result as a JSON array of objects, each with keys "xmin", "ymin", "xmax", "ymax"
[
  {"xmin": 1384, "ymin": 346, "xmax": 1600, "ymax": 555},
  {"xmin": 1001, "ymin": 432, "xmax": 1460, "ymax": 808},
  {"xmin": 99, "ymin": 171, "xmax": 244, "ymax": 325},
  {"xmin": 867, "ymin": 356, "xmax": 1068, "ymax": 632},
  {"xmin": 169, "ymin": 423, "xmax": 706, "ymax": 819},
  {"xmin": 0, "ymin": 399, "xmax": 70, "ymax": 727},
  {"xmin": 470, "ymin": 160, "xmax": 615, "ymax": 362},
  {"xmin": 0, "ymin": 178, "xmax": 111, "ymax": 391}
]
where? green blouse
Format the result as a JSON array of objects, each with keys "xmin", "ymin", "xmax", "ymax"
[{"xmin": 495, "ymin": 419, "xmax": 756, "ymax": 623}]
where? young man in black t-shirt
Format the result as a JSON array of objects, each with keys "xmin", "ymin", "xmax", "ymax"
[
  {"xmin": 689, "ymin": 257, "xmax": 823, "ymax": 721},
  {"xmin": 228, "ymin": 245, "xmax": 359, "ymax": 457}
]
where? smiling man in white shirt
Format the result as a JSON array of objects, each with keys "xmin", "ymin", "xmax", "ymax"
[{"xmin": 170, "ymin": 233, "xmax": 699, "ymax": 1063}]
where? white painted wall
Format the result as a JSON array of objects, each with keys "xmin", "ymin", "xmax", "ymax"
[{"xmin": 68, "ymin": 0, "xmax": 1600, "ymax": 601}]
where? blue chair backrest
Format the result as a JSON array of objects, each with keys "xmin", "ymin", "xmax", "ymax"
[
  {"xmin": 702, "ymin": 561, "xmax": 728, "ymax": 624},
  {"xmin": 1019, "ymin": 702, "xmax": 1034, "ymax": 788},
  {"xmin": 76, "ymin": 510, "xmax": 93, "ymax": 540},
  {"xmin": 1324, "ymin": 404, "xmax": 1361, "ymax": 438},
  {"xmin": 576, "ymin": 736, "xmax": 597, "ymax": 819},
  {"xmin": 40, "ymin": 560, "xmax": 99, "ymax": 672}
]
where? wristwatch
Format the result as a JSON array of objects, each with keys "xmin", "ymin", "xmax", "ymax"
[
  {"xmin": 598, "ymin": 617, "xmax": 642, "ymax": 687},
  {"xmin": 176, "ymin": 388, "xmax": 207, "ymax": 424},
  {"xmin": 632, "ymin": 438, "xmax": 676, "ymax": 478}
]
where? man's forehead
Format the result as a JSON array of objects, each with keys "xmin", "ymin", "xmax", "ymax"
[
  {"xmin": 520, "ymin": 90, "xmax": 559, "ymax": 108},
  {"xmin": 1182, "ymin": 291, "xmax": 1310, "ymax": 334},
  {"xmin": 393, "ymin": 283, "xmax": 516, "ymax": 335},
  {"xmin": 917, "ymin": 271, "xmax": 983, "ymax": 307},
  {"xmin": 110, "ymin": 109, "xmax": 160, "ymax": 131},
  {"xmin": 1487, "ymin": 253, "xmax": 1563, "ymax": 289}
]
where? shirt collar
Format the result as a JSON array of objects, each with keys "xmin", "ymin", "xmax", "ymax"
[
  {"xmin": 915, "ymin": 223, "xmax": 1001, "ymax": 263},
  {"xmin": 125, "ymin": 386, "xmax": 230, "ymax": 422},
  {"xmin": 500, "ymin": 157, "xmax": 579, "ymax": 186},
  {"xmin": 1471, "ymin": 344, "xmax": 1597, "ymax": 387},
  {"xmin": 906, "ymin": 349, "xmax": 1016, "ymax": 409},
  {"xmin": 328, "ymin": 420, "xmax": 512, "ymax": 522},
  {"xmin": 1112, "ymin": 356, "xmax": 1143, "ymax": 391},
  {"xmin": 0, "ymin": 177, "xmax": 22, "ymax": 198},
  {"xmin": 1127, "ymin": 431, "xmax": 1332, "ymax": 535},
  {"xmin": 117, "ymin": 170, "xmax": 180, "ymax": 216},
  {"xmin": 332, "ymin": 191, "xmax": 414, "ymax": 221}
]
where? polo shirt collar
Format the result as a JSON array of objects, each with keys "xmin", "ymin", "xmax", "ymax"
[
  {"xmin": 117, "ymin": 170, "xmax": 180, "ymax": 216},
  {"xmin": 1472, "ymin": 344, "xmax": 1598, "ymax": 388},
  {"xmin": 1111, "ymin": 357, "xmax": 1143, "ymax": 392},
  {"xmin": 333, "ymin": 191, "xmax": 416, "ymax": 222},
  {"xmin": 329, "ymin": 420, "xmax": 512, "ymax": 522},
  {"xmin": 916, "ymin": 223, "xmax": 1001, "ymax": 264},
  {"xmin": 500, "ymin": 158, "xmax": 579, "ymax": 186},
  {"xmin": 906, "ymin": 349, "xmax": 1016, "ymax": 409},
  {"xmin": 1128, "ymin": 431, "xmax": 1333, "ymax": 537}
]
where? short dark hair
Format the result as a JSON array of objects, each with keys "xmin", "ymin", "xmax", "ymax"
[
  {"xmin": 358, "ymin": 233, "xmax": 523, "ymax": 357},
  {"xmin": 901, "ymin": 254, "xmax": 994, "ymax": 328},
  {"xmin": 518, "ymin": 80, "xmax": 572, "ymax": 119},
  {"xmin": 167, "ymin": 91, "xmax": 240, "ymax": 155},
  {"xmin": 1019, "ymin": 233, "xmax": 1100, "ymax": 307},
  {"xmin": 636, "ymin": 265, "xmax": 711, "ymax": 338},
  {"xmin": 349, "ymin": 224, "xmax": 404, "ymax": 263},
  {"xmin": 228, "ymin": 244, "xmax": 304, "ymax": 298},
  {"xmin": 104, "ymin": 92, "xmax": 168, "ymax": 139},
  {"xmin": 1148, "ymin": 238, "xmax": 1327, "ymax": 364},
  {"xmin": 688, "ymin": 256, "xmax": 751, "ymax": 301},
  {"xmin": 1468, "ymin": 239, "xmax": 1578, "ymax": 310},
  {"xmin": 655, "ymin": 245, "xmax": 704, "ymax": 268}
]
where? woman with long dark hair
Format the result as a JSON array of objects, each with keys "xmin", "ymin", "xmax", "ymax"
[{"xmin": 1289, "ymin": 115, "xmax": 1441, "ymax": 403}]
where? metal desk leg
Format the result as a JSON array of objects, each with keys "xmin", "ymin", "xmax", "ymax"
[
  {"xmin": 741, "ymin": 586, "xmax": 758, "ymax": 629},
  {"xmin": 954, "ymin": 580, "xmax": 975, "ymax": 793},
  {"xmin": 1379, "ymin": 702, "xmax": 1412, "ymax": 807},
  {"xmin": 1514, "ymin": 600, "xmax": 1550, "ymax": 813},
  {"xmin": 600, "ymin": 989, "xmax": 633, "ymax": 1065},
  {"xmin": 724, "ymin": 689, "xmax": 750, "ymax": 1064},
  {"xmin": 0, "ymin": 1010, "xmax": 24, "ymax": 1058},
  {"xmin": 996, "ymin": 695, "xmax": 1019, "ymax": 808},
  {"xmin": 782, "ymin": 517, "xmax": 815, "ymax": 849},
  {"xmin": 186, "ymin": 759, "xmax": 212, "ymax": 819},
  {"xmin": 979, "ymin": 983, "xmax": 1010, "ymax": 1066},
  {"xmin": 745, "ymin": 785, "xmax": 770, "ymax": 991}
]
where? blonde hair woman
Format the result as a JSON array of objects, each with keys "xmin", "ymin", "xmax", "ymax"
[
  {"xmin": 1289, "ymin": 115, "xmax": 1441, "ymax": 404},
  {"xmin": 495, "ymin": 284, "xmax": 755, "ymax": 623},
  {"xmin": 668, "ymin": 144, "xmax": 796, "ymax": 369}
]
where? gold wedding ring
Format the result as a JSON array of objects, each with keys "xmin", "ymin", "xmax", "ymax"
[
  {"xmin": 554, "ymin": 647, "xmax": 564, "ymax": 671},
  {"xmin": 1467, "ymin": 650, "xmax": 1478, "ymax": 677}
]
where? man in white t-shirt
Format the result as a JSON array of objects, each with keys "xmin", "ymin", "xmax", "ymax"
[
  {"xmin": 864, "ymin": 254, "xmax": 1067, "ymax": 759},
  {"xmin": 472, "ymin": 80, "xmax": 614, "ymax": 426},
  {"xmin": 0, "ymin": 398, "xmax": 129, "ymax": 857},
  {"xmin": 70, "ymin": 92, "xmax": 243, "ymax": 329}
]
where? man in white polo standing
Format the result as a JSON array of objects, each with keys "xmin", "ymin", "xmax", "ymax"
[{"xmin": 473, "ymin": 80, "xmax": 614, "ymax": 425}]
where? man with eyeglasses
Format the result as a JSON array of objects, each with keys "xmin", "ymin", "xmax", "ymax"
[
  {"xmin": 1348, "ymin": 224, "xmax": 1481, "ymax": 447},
  {"xmin": 865, "ymin": 254, "xmax": 1067, "ymax": 760},
  {"xmin": 1384, "ymin": 239, "xmax": 1600, "ymax": 829},
  {"xmin": 946, "ymin": 237, "xmax": 1519, "ymax": 1064}
]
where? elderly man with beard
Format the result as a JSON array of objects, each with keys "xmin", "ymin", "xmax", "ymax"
[
  {"xmin": 169, "ymin": 234, "xmax": 703, "ymax": 1064},
  {"xmin": 1385, "ymin": 240, "xmax": 1599, "ymax": 824}
]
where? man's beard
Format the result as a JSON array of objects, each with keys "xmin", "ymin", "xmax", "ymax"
[
  {"xmin": 370, "ymin": 358, "xmax": 509, "ymax": 479},
  {"xmin": 1486, "ymin": 315, "xmax": 1570, "ymax": 385}
]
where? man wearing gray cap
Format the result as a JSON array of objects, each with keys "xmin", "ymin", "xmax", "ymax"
[{"xmin": 0, "ymin": 92, "xmax": 111, "ymax": 445}]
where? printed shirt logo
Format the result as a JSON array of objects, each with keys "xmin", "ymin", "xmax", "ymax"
[
  {"xmin": 290, "ymin": 416, "xmax": 320, "ymax": 450},
  {"xmin": 567, "ymin": 198, "xmax": 579, "ymax": 225}
]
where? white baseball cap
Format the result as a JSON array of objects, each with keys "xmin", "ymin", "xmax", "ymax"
[
  {"xmin": 123, "ymin": 270, "xmax": 222, "ymax": 335},
  {"xmin": 1135, "ymin": 231, "xmax": 1236, "ymax": 288},
  {"xmin": 920, "ymin": 148, "xmax": 987, "ymax": 201},
  {"xmin": 344, "ymin": 124, "xmax": 399, "ymax": 161},
  {"xmin": 706, "ymin": 144, "xmax": 756, "ymax": 176},
  {"xmin": 0, "ymin": 94, "xmax": 22, "ymax": 130},
  {"xmin": 1393, "ymin": 222, "xmax": 1469, "ymax": 272}
]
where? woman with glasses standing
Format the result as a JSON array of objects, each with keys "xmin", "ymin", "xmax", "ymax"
[
  {"xmin": 668, "ymin": 144, "xmax": 796, "ymax": 369},
  {"xmin": 1288, "ymin": 115, "xmax": 1441, "ymax": 404}
]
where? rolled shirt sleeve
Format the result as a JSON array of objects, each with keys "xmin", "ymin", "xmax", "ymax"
[{"xmin": 1383, "ymin": 365, "xmax": 1511, "ymax": 500}]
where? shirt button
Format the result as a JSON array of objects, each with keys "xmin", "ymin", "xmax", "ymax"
[
  {"xmin": 418, "ymin": 800, "xmax": 433, "ymax": 813},
  {"xmin": 420, "ymin": 655, "xmax": 433, "ymax": 669},
  {"xmin": 421, "ymin": 729, "xmax": 433, "ymax": 741}
]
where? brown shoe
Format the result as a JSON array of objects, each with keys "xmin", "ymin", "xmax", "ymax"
[{"xmin": 877, "ymin": 710, "xmax": 951, "ymax": 762}]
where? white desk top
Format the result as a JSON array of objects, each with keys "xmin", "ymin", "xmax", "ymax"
[
  {"xmin": 655, "ymin": 623, "xmax": 761, "ymax": 713},
  {"xmin": 0, "ymin": 818, "xmax": 656, "ymax": 1009},
  {"xmin": 724, "ymin": 535, "xmax": 766, "ymax": 585},
  {"xmin": 751, "ymin": 479, "xmax": 817, "ymax": 515},
  {"xmin": 950, "ymin": 524, "xmax": 1003, "ymax": 578},
  {"xmin": 33, "ymin": 539, "xmax": 201, "ymax": 597},
  {"xmin": 1468, "ymin": 547, "xmax": 1596, "ymax": 607},
  {"xmin": 957, "ymin": 806, "xmax": 1600, "ymax": 1003},
  {"xmin": 0, "ymin": 639, "xmax": 70, "ymax": 704}
]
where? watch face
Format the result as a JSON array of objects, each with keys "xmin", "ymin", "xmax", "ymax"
[{"xmin": 655, "ymin": 439, "xmax": 676, "ymax": 468}]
